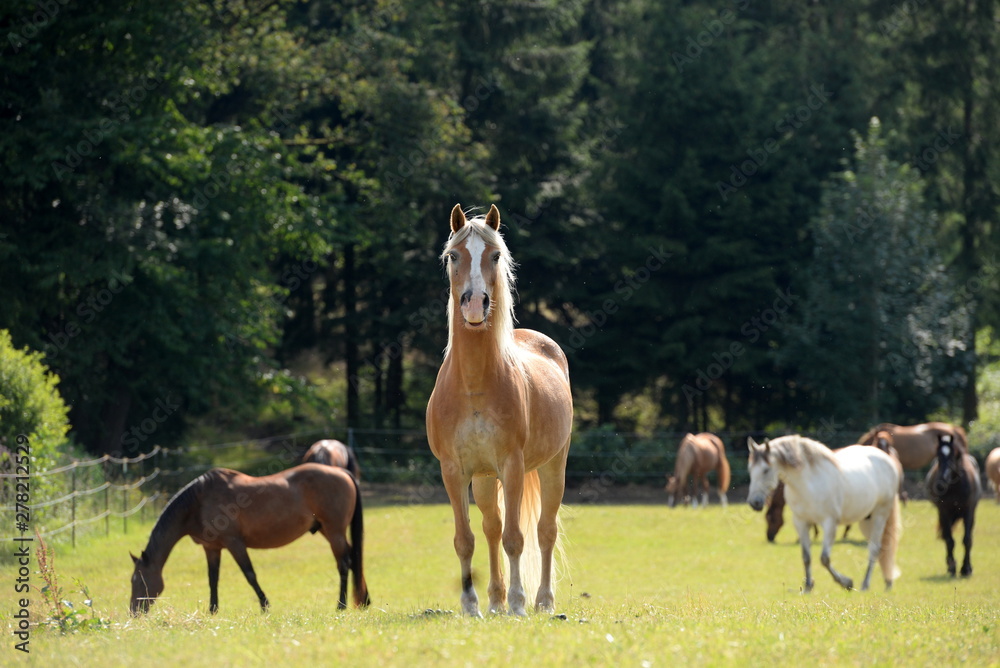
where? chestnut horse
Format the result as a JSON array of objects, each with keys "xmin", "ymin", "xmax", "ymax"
[
  {"xmin": 858, "ymin": 422, "xmax": 968, "ymax": 470},
  {"xmin": 426, "ymin": 204, "xmax": 573, "ymax": 617},
  {"xmin": 986, "ymin": 447, "xmax": 1000, "ymax": 503},
  {"xmin": 926, "ymin": 433, "xmax": 981, "ymax": 576},
  {"xmin": 303, "ymin": 439, "xmax": 361, "ymax": 480},
  {"xmin": 129, "ymin": 464, "xmax": 369, "ymax": 615},
  {"xmin": 748, "ymin": 435, "xmax": 902, "ymax": 592},
  {"xmin": 664, "ymin": 432, "xmax": 730, "ymax": 507}
]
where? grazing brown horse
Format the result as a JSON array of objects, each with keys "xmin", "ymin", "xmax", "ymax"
[
  {"xmin": 303, "ymin": 439, "xmax": 361, "ymax": 480},
  {"xmin": 926, "ymin": 433, "xmax": 981, "ymax": 577},
  {"xmin": 858, "ymin": 422, "xmax": 968, "ymax": 470},
  {"xmin": 426, "ymin": 204, "xmax": 573, "ymax": 617},
  {"xmin": 664, "ymin": 432, "xmax": 731, "ymax": 507},
  {"xmin": 129, "ymin": 464, "xmax": 370, "ymax": 615},
  {"xmin": 986, "ymin": 447, "xmax": 1000, "ymax": 503}
]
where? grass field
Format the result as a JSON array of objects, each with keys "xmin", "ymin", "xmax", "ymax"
[{"xmin": 2, "ymin": 495, "xmax": 998, "ymax": 666}]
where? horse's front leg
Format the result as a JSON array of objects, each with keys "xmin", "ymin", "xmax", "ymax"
[
  {"xmin": 960, "ymin": 511, "xmax": 974, "ymax": 577},
  {"xmin": 940, "ymin": 510, "xmax": 957, "ymax": 576},
  {"xmin": 793, "ymin": 517, "xmax": 814, "ymax": 593},
  {"xmin": 472, "ymin": 476, "xmax": 506, "ymax": 613},
  {"xmin": 226, "ymin": 540, "xmax": 269, "ymax": 611},
  {"xmin": 819, "ymin": 519, "xmax": 853, "ymax": 590},
  {"xmin": 500, "ymin": 457, "xmax": 527, "ymax": 616},
  {"xmin": 441, "ymin": 461, "xmax": 479, "ymax": 616},
  {"xmin": 205, "ymin": 547, "xmax": 222, "ymax": 614},
  {"xmin": 700, "ymin": 476, "xmax": 710, "ymax": 508}
]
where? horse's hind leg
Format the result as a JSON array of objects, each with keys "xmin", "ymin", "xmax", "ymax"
[
  {"xmin": 472, "ymin": 476, "xmax": 506, "ymax": 613},
  {"xmin": 205, "ymin": 547, "xmax": 222, "ymax": 614},
  {"xmin": 535, "ymin": 451, "xmax": 568, "ymax": 613},
  {"xmin": 859, "ymin": 510, "xmax": 889, "ymax": 591},
  {"xmin": 700, "ymin": 476, "xmax": 710, "ymax": 508},
  {"xmin": 226, "ymin": 540, "xmax": 270, "ymax": 611},
  {"xmin": 321, "ymin": 530, "xmax": 351, "ymax": 609}
]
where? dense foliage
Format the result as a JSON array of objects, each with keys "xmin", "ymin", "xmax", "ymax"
[{"xmin": 1, "ymin": 0, "xmax": 997, "ymax": 454}]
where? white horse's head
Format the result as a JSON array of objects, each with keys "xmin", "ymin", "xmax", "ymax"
[{"xmin": 746, "ymin": 437, "xmax": 779, "ymax": 511}]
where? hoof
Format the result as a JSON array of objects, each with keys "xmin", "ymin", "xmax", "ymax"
[{"xmin": 960, "ymin": 566, "xmax": 972, "ymax": 578}]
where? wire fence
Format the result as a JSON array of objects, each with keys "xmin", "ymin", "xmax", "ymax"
[{"xmin": 1, "ymin": 426, "xmax": 939, "ymax": 552}]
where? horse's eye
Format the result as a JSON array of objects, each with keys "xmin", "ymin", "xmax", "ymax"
[
  {"xmin": 491, "ymin": 252, "xmax": 501, "ymax": 264},
  {"xmin": 447, "ymin": 251, "xmax": 458, "ymax": 263}
]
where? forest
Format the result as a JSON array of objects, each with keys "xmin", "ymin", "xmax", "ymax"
[{"xmin": 1, "ymin": 0, "xmax": 998, "ymax": 458}]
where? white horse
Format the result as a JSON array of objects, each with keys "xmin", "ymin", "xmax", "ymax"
[{"xmin": 747, "ymin": 435, "xmax": 902, "ymax": 592}]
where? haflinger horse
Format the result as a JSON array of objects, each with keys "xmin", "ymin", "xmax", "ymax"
[
  {"xmin": 925, "ymin": 433, "xmax": 981, "ymax": 577},
  {"xmin": 426, "ymin": 204, "xmax": 573, "ymax": 617},
  {"xmin": 129, "ymin": 464, "xmax": 370, "ymax": 615},
  {"xmin": 303, "ymin": 439, "xmax": 361, "ymax": 480},
  {"xmin": 858, "ymin": 422, "xmax": 968, "ymax": 470},
  {"xmin": 664, "ymin": 432, "xmax": 730, "ymax": 507},
  {"xmin": 747, "ymin": 435, "xmax": 902, "ymax": 592},
  {"xmin": 986, "ymin": 447, "xmax": 1000, "ymax": 504}
]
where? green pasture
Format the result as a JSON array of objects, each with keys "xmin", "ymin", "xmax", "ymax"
[{"xmin": 2, "ymin": 497, "xmax": 998, "ymax": 666}]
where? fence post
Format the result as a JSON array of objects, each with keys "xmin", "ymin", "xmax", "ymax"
[
  {"xmin": 105, "ymin": 484, "xmax": 110, "ymax": 537},
  {"xmin": 70, "ymin": 465, "xmax": 77, "ymax": 548}
]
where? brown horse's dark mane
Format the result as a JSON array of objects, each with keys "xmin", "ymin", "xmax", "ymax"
[{"xmin": 144, "ymin": 471, "xmax": 213, "ymax": 559}]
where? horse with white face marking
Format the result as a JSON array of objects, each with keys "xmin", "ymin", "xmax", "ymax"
[
  {"xmin": 926, "ymin": 433, "xmax": 981, "ymax": 576},
  {"xmin": 426, "ymin": 204, "xmax": 573, "ymax": 617},
  {"xmin": 747, "ymin": 435, "xmax": 902, "ymax": 592}
]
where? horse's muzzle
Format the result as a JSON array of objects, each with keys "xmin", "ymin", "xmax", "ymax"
[{"xmin": 747, "ymin": 496, "xmax": 765, "ymax": 512}]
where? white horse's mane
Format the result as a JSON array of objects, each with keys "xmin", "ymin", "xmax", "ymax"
[
  {"xmin": 767, "ymin": 434, "xmax": 839, "ymax": 470},
  {"xmin": 441, "ymin": 214, "xmax": 521, "ymax": 369}
]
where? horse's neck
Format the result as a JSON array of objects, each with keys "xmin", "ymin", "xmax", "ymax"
[
  {"xmin": 448, "ymin": 323, "xmax": 514, "ymax": 392},
  {"xmin": 144, "ymin": 510, "xmax": 192, "ymax": 570}
]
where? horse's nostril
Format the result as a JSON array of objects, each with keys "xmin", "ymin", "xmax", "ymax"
[
  {"xmin": 461, "ymin": 290, "xmax": 472, "ymax": 306},
  {"xmin": 483, "ymin": 293, "xmax": 490, "ymax": 310}
]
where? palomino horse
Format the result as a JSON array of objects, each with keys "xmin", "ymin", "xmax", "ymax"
[
  {"xmin": 747, "ymin": 435, "xmax": 902, "ymax": 592},
  {"xmin": 926, "ymin": 433, "xmax": 981, "ymax": 576},
  {"xmin": 303, "ymin": 439, "xmax": 361, "ymax": 480},
  {"xmin": 426, "ymin": 204, "xmax": 573, "ymax": 617},
  {"xmin": 664, "ymin": 432, "xmax": 730, "ymax": 507},
  {"xmin": 986, "ymin": 447, "xmax": 1000, "ymax": 504},
  {"xmin": 858, "ymin": 422, "xmax": 967, "ymax": 470},
  {"xmin": 129, "ymin": 464, "xmax": 370, "ymax": 615}
]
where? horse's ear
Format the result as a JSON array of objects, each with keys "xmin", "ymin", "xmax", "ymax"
[
  {"xmin": 485, "ymin": 204, "xmax": 501, "ymax": 231},
  {"xmin": 747, "ymin": 437, "xmax": 759, "ymax": 452},
  {"xmin": 130, "ymin": 551, "xmax": 140, "ymax": 565},
  {"xmin": 450, "ymin": 204, "xmax": 466, "ymax": 233}
]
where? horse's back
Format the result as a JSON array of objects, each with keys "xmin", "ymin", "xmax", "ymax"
[
  {"xmin": 513, "ymin": 328, "xmax": 570, "ymax": 381},
  {"xmin": 835, "ymin": 446, "xmax": 899, "ymax": 520}
]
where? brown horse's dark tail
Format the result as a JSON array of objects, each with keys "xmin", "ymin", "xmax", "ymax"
[{"xmin": 349, "ymin": 475, "xmax": 370, "ymax": 607}]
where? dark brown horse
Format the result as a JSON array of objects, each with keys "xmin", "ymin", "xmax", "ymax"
[
  {"xmin": 858, "ymin": 422, "xmax": 967, "ymax": 470},
  {"xmin": 926, "ymin": 433, "xmax": 981, "ymax": 577},
  {"xmin": 129, "ymin": 464, "xmax": 370, "ymax": 615},
  {"xmin": 303, "ymin": 439, "xmax": 361, "ymax": 480},
  {"xmin": 664, "ymin": 432, "xmax": 731, "ymax": 507}
]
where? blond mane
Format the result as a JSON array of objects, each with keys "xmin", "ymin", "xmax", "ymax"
[{"xmin": 768, "ymin": 434, "xmax": 839, "ymax": 471}]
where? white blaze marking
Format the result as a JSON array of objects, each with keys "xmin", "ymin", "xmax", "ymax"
[
  {"xmin": 466, "ymin": 234, "xmax": 486, "ymax": 294},
  {"xmin": 940, "ymin": 445, "xmax": 951, "ymax": 457}
]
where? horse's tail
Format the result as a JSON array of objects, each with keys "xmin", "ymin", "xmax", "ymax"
[
  {"xmin": 879, "ymin": 495, "xmax": 903, "ymax": 584},
  {"xmin": 711, "ymin": 435, "xmax": 731, "ymax": 496},
  {"xmin": 497, "ymin": 469, "xmax": 549, "ymax": 602},
  {"xmin": 346, "ymin": 446, "xmax": 361, "ymax": 481},
  {"xmin": 952, "ymin": 424, "xmax": 970, "ymax": 453},
  {"xmin": 348, "ymin": 475, "xmax": 370, "ymax": 607}
]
